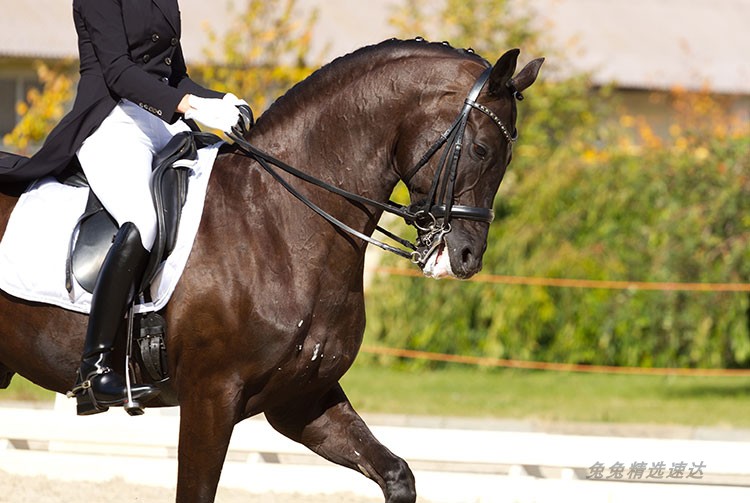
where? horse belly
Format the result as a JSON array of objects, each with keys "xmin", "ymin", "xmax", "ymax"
[{"xmin": 0, "ymin": 295, "xmax": 86, "ymax": 393}]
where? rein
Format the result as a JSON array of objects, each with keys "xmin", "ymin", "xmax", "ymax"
[{"xmin": 227, "ymin": 66, "xmax": 517, "ymax": 266}]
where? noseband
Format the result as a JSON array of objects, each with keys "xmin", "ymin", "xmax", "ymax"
[{"xmin": 229, "ymin": 66, "xmax": 517, "ymax": 266}]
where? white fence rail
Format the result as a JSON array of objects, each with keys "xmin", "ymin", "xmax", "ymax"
[{"xmin": 1, "ymin": 397, "xmax": 750, "ymax": 502}]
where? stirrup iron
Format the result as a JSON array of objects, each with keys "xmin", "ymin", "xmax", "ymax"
[{"xmin": 123, "ymin": 302, "xmax": 145, "ymax": 416}]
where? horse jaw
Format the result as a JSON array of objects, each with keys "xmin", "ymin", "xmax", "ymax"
[{"xmin": 421, "ymin": 243, "xmax": 455, "ymax": 279}]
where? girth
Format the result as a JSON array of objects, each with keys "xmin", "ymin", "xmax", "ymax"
[{"xmin": 64, "ymin": 131, "xmax": 220, "ymax": 295}]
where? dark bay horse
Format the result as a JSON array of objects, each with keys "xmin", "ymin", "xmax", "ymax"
[{"xmin": 0, "ymin": 39, "xmax": 542, "ymax": 502}]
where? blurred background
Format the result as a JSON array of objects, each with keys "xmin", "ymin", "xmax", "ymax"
[{"xmin": 2, "ymin": 0, "xmax": 750, "ymax": 429}]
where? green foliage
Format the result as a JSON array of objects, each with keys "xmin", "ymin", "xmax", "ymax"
[
  {"xmin": 390, "ymin": 0, "xmax": 540, "ymax": 54},
  {"xmin": 366, "ymin": 131, "xmax": 750, "ymax": 369},
  {"xmin": 365, "ymin": 0, "xmax": 750, "ymax": 369},
  {"xmin": 390, "ymin": 0, "xmax": 610, "ymax": 176}
]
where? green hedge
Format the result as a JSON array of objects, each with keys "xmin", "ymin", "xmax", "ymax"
[{"xmin": 364, "ymin": 132, "xmax": 750, "ymax": 369}]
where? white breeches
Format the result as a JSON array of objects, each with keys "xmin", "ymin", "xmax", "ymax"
[{"xmin": 76, "ymin": 100, "xmax": 191, "ymax": 251}]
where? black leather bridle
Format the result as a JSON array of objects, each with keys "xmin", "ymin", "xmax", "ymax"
[{"xmin": 228, "ymin": 66, "xmax": 517, "ymax": 266}]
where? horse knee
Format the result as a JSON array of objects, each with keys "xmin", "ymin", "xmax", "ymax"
[{"xmin": 382, "ymin": 458, "xmax": 416, "ymax": 503}]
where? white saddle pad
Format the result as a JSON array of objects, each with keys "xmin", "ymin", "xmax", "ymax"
[{"xmin": 0, "ymin": 142, "xmax": 221, "ymax": 314}]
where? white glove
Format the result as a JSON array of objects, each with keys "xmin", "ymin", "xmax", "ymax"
[
  {"xmin": 222, "ymin": 92, "xmax": 249, "ymax": 108},
  {"xmin": 184, "ymin": 95, "xmax": 241, "ymax": 132},
  {"xmin": 223, "ymin": 93, "xmax": 254, "ymax": 134}
]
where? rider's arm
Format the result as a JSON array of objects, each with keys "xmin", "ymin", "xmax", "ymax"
[{"xmin": 75, "ymin": 0, "xmax": 221, "ymax": 123}]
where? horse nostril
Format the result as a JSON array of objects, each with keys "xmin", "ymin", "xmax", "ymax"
[
  {"xmin": 458, "ymin": 245, "xmax": 482, "ymax": 277},
  {"xmin": 461, "ymin": 246, "xmax": 473, "ymax": 266}
]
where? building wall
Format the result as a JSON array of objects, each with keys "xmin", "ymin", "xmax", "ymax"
[
  {"xmin": 2, "ymin": 0, "xmax": 749, "ymax": 148},
  {"xmin": 615, "ymin": 89, "xmax": 750, "ymax": 140},
  {"xmin": 0, "ymin": 59, "xmax": 39, "ymax": 141}
]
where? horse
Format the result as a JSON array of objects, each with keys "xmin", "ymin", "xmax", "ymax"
[{"xmin": 0, "ymin": 39, "xmax": 542, "ymax": 502}]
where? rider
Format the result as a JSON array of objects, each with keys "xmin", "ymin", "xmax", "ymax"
[{"xmin": 0, "ymin": 0, "xmax": 248, "ymax": 415}]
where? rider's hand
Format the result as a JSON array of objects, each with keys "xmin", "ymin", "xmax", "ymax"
[
  {"xmin": 184, "ymin": 95, "xmax": 242, "ymax": 133},
  {"xmin": 222, "ymin": 93, "xmax": 254, "ymax": 136},
  {"xmin": 222, "ymin": 92, "xmax": 249, "ymax": 108}
]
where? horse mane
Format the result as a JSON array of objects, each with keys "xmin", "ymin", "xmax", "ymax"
[
  {"xmin": 312, "ymin": 37, "xmax": 489, "ymax": 78},
  {"xmin": 255, "ymin": 38, "xmax": 489, "ymax": 129}
]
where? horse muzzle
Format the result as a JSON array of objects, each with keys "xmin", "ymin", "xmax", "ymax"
[
  {"xmin": 421, "ymin": 241, "xmax": 454, "ymax": 279},
  {"xmin": 418, "ymin": 231, "xmax": 485, "ymax": 280},
  {"xmin": 410, "ymin": 205, "xmax": 492, "ymax": 279}
]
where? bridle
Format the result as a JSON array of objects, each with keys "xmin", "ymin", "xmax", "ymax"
[
  {"xmin": 400, "ymin": 66, "xmax": 518, "ymax": 265},
  {"xmin": 228, "ymin": 65, "xmax": 518, "ymax": 267}
]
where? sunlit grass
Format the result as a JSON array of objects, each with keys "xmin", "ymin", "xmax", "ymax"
[
  {"xmin": 341, "ymin": 362, "xmax": 750, "ymax": 428},
  {"xmin": 2, "ymin": 376, "xmax": 55, "ymax": 402}
]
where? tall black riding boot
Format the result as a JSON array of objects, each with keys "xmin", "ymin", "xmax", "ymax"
[{"xmin": 73, "ymin": 222, "xmax": 159, "ymax": 415}]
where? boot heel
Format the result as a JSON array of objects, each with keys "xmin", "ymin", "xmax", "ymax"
[{"xmin": 76, "ymin": 392, "xmax": 109, "ymax": 416}]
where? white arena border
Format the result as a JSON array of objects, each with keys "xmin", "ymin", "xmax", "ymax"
[{"xmin": 0, "ymin": 395, "xmax": 749, "ymax": 502}]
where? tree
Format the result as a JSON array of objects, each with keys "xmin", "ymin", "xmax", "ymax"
[
  {"xmin": 5, "ymin": 0, "xmax": 321, "ymax": 151},
  {"xmin": 389, "ymin": 0, "xmax": 610, "ymax": 177},
  {"xmin": 3, "ymin": 62, "xmax": 75, "ymax": 154},
  {"xmin": 194, "ymin": 0, "xmax": 322, "ymax": 114}
]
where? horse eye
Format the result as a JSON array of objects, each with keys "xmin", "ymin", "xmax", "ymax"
[{"xmin": 472, "ymin": 143, "xmax": 488, "ymax": 159}]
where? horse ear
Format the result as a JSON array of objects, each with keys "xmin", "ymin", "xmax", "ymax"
[
  {"xmin": 509, "ymin": 57, "xmax": 544, "ymax": 94},
  {"xmin": 488, "ymin": 49, "xmax": 520, "ymax": 96}
]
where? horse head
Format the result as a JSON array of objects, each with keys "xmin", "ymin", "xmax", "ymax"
[
  {"xmin": 227, "ymin": 40, "xmax": 542, "ymax": 282},
  {"xmin": 396, "ymin": 47, "xmax": 543, "ymax": 279}
]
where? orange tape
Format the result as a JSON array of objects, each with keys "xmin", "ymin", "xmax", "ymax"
[
  {"xmin": 373, "ymin": 266, "xmax": 750, "ymax": 292},
  {"xmin": 360, "ymin": 346, "xmax": 750, "ymax": 376}
]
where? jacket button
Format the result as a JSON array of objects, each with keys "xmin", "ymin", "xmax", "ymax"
[
  {"xmin": 164, "ymin": 57, "xmax": 172, "ymax": 66},
  {"xmin": 171, "ymin": 37, "xmax": 178, "ymax": 46},
  {"xmin": 161, "ymin": 77, "xmax": 169, "ymax": 84},
  {"xmin": 152, "ymin": 33, "xmax": 160, "ymax": 42},
  {"xmin": 143, "ymin": 54, "xmax": 151, "ymax": 63}
]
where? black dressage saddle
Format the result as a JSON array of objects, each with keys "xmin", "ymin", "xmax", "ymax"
[{"xmin": 64, "ymin": 131, "xmax": 220, "ymax": 295}]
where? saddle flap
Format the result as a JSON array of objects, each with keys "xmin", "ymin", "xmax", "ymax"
[{"xmin": 69, "ymin": 190, "xmax": 118, "ymax": 293}]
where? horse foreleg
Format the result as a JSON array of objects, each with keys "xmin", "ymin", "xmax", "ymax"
[
  {"xmin": 265, "ymin": 383, "xmax": 416, "ymax": 503},
  {"xmin": 175, "ymin": 387, "xmax": 241, "ymax": 503}
]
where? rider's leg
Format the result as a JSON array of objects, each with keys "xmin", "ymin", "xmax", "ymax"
[
  {"xmin": 77, "ymin": 99, "xmax": 191, "ymax": 251},
  {"xmin": 75, "ymin": 222, "xmax": 159, "ymax": 414},
  {"xmin": 71, "ymin": 100, "xmax": 190, "ymax": 414}
]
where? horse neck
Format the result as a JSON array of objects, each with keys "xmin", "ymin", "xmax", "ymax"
[
  {"xmin": 249, "ymin": 52, "xmax": 475, "ymax": 204},
  {"xmin": 211, "ymin": 49, "xmax": 481, "ymax": 271}
]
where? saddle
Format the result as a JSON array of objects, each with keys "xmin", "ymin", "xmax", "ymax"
[{"xmin": 64, "ymin": 131, "xmax": 220, "ymax": 295}]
